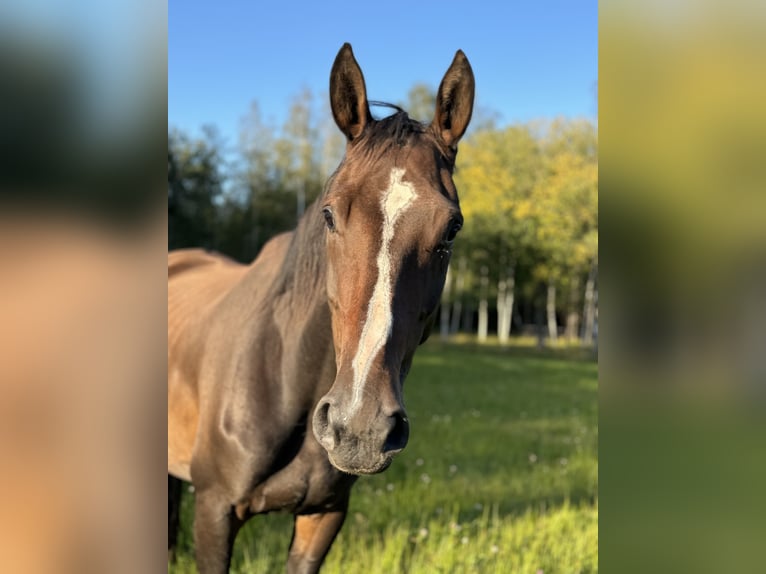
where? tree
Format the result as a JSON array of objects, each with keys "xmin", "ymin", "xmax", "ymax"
[
  {"xmin": 531, "ymin": 119, "xmax": 598, "ymax": 343},
  {"xmin": 168, "ymin": 126, "xmax": 225, "ymax": 250},
  {"xmin": 231, "ymin": 91, "xmax": 329, "ymax": 261},
  {"xmin": 453, "ymin": 124, "xmax": 543, "ymax": 343}
]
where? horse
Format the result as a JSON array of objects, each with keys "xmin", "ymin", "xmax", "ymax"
[{"xmin": 168, "ymin": 43, "xmax": 474, "ymax": 574}]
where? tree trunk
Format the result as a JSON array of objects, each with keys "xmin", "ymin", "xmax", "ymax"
[
  {"xmin": 546, "ymin": 280, "xmax": 558, "ymax": 343},
  {"xmin": 464, "ymin": 302, "xmax": 474, "ymax": 334},
  {"xmin": 566, "ymin": 275, "xmax": 580, "ymax": 342},
  {"xmin": 496, "ymin": 277, "xmax": 506, "ymax": 341},
  {"xmin": 450, "ymin": 299, "xmax": 463, "ymax": 334},
  {"xmin": 582, "ymin": 264, "xmax": 597, "ymax": 345},
  {"xmin": 440, "ymin": 265, "xmax": 452, "ymax": 341},
  {"xmin": 450, "ymin": 257, "xmax": 467, "ymax": 334},
  {"xmin": 478, "ymin": 265, "xmax": 489, "ymax": 342},
  {"xmin": 497, "ymin": 266, "xmax": 516, "ymax": 345}
]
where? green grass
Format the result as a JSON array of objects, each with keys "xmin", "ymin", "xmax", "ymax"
[{"xmin": 171, "ymin": 341, "xmax": 598, "ymax": 573}]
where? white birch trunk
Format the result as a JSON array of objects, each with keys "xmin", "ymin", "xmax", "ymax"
[
  {"xmin": 450, "ymin": 257, "xmax": 467, "ymax": 334},
  {"xmin": 478, "ymin": 265, "xmax": 489, "ymax": 342},
  {"xmin": 566, "ymin": 275, "xmax": 580, "ymax": 342},
  {"xmin": 440, "ymin": 265, "xmax": 452, "ymax": 341},
  {"xmin": 546, "ymin": 280, "xmax": 558, "ymax": 343},
  {"xmin": 497, "ymin": 269, "xmax": 515, "ymax": 345},
  {"xmin": 496, "ymin": 277, "xmax": 507, "ymax": 341}
]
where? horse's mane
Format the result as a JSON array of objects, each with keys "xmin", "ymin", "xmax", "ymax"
[
  {"xmin": 363, "ymin": 104, "xmax": 427, "ymax": 152},
  {"xmin": 270, "ymin": 199, "xmax": 327, "ymax": 301}
]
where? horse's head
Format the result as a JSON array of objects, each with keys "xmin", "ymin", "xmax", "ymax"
[{"xmin": 312, "ymin": 44, "xmax": 474, "ymax": 474}]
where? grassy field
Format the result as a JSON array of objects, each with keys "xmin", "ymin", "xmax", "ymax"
[{"xmin": 170, "ymin": 341, "xmax": 598, "ymax": 573}]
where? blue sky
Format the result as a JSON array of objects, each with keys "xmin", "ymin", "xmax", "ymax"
[{"xmin": 169, "ymin": 0, "xmax": 597, "ymax": 146}]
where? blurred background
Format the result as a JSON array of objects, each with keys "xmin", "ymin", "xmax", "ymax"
[{"xmin": 601, "ymin": 2, "xmax": 766, "ymax": 572}]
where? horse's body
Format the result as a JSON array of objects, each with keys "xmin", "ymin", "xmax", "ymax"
[{"xmin": 168, "ymin": 44, "xmax": 474, "ymax": 573}]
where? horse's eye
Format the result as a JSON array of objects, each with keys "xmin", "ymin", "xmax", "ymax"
[
  {"xmin": 445, "ymin": 219, "xmax": 462, "ymax": 244},
  {"xmin": 322, "ymin": 207, "xmax": 336, "ymax": 231}
]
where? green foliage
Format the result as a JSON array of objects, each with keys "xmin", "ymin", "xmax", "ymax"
[
  {"xmin": 447, "ymin": 118, "xmax": 597, "ymax": 336},
  {"xmin": 168, "ymin": 126, "xmax": 225, "ymax": 250},
  {"xmin": 169, "ymin": 344, "xmax": 598, "ymax": 573},
  {"xmin": 222, "ymin": 93, "xmax": 325, "ymax": 261},
  {"xmin": 533, "ymin": 119, "xmax": 598, "ymax": 279}
]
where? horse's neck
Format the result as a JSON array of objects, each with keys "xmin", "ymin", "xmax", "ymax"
[
  {"xmin": 274, "ymin": 203, "xmax": 329, "ymax": 318},
  {"xmin": 269, "ymin": 207, "xmax": 336, "ymax": 399}
]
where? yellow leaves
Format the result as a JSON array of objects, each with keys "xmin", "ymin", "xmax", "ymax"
[
  {"xmin": 514, "ymin": 199, "xmax": 534, "ymax": 221},
  {"xmin": 455, "ymin": 126, "xmax": 542, "ymax": 234},
  {"xmin": 454, "ymin": 119, "xmax": 597, "ymax": 272}
]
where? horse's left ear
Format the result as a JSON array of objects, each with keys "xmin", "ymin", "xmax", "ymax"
[
  {"xmin": 330, "ymin": 43, "xmax": 373, "ymax": 142},
  {"xmin": 432, "ymin": 50, "xmax": 475, "ymax": 149}
]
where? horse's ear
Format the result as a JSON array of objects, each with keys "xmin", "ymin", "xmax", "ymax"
[
  {"xmin": 432, "ymin": 50, "xmax": 475, "ymax": 149},
  {"xmin": 330, "ymin": 43, "xmax": 373, "ymax": 142}
]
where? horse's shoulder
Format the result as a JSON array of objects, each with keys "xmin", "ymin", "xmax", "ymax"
[{"xmin": 248, "ymin": 231, "xmax": 294, "ymax": 269}]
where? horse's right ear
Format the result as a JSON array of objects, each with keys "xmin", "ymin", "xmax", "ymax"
[{"xmin": 330, "ymin": 43, "xmax": 373, "ymax": 142}]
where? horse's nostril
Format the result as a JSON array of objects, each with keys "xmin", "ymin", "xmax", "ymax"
[
  {"xmin": 313, "ymin": 399, "xmax": 335, "ymax": 447},
  {"xmin": 315, "ymin": 400, "xmax": 331, "ymax": 433},
  {"xmin": 383, "ymin": 411, "xmax": 410, "ymax": 453},
  {"xmin": 332, "ymin": 425, "xmax": 342, "ymax": 448}
]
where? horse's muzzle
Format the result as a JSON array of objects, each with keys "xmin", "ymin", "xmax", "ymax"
[{"xmin": 312, "ymin": 397, "xmax": 410, "ymax": 475}]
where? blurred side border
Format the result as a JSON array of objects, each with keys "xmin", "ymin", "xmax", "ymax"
[
  {"xmin": 601, "ymin": 1, "xmax": 766, "ymax": 572},
  {"xmin": 0, "ymin": 1, "xmax": 167, "ymax": 573}
]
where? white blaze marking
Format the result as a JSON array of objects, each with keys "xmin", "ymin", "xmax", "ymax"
[{"xmin": 350, "ymin": 168, "xmax": 417, "ymax": 413}]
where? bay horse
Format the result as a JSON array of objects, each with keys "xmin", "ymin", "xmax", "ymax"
[{"xmin": 168, "ymin": 43, "xmax": 474, "ymax": 574}]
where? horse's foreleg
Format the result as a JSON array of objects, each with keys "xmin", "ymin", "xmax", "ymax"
[
  {"xmin": 194, "ymin": 488, "xmax": 242, "ymax": 574},
  {"xmin": 286, "ymin": 503, "xmax": 348, "ymax": 574},
  {"xmin": 168, "ymin": 475, "xmax": 184, "ymax": 562}
]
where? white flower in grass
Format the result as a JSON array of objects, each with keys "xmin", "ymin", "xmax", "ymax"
[
  {"xmin": 416, "ymin": 458, "xmax": 424, "ymax": 466},
  {"xmin": 450, "ymin": 522, "xmax": 462, "ymax": 532},
  {"xmin": 418, "ymin": 528, "xmax": 429, "ymax": 539},
  {"xmin": 449, "ymin": 464, "xmax": 458, "ymax": 474},
  {"xmin": 188, "ymin": 485, "xmax": 195, "ymax": 493},
  {"xmin": 528, "ymin": 453, "xmax": 538, "ymax": 463},
  {"xmin": 559, "ymin": 457, "xmax": 568, "ymax": 466},
  {"xmin": 386, "ymin": 483, "xmax": 395, "ymax": 492},
  {"xmin": 420, "ymin": 473, "xmax": 431, "ymax": 485},
  {"xmin": 490, "ymin": 544, "xmax": 499, "ymax": 554},
  {"xmin": 474, "ymin": 503, "xmax": 483, "ymax": 511},
  {"xmin": 461, "ymin": 536, "xmax": 469, "ymax": 545}
]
